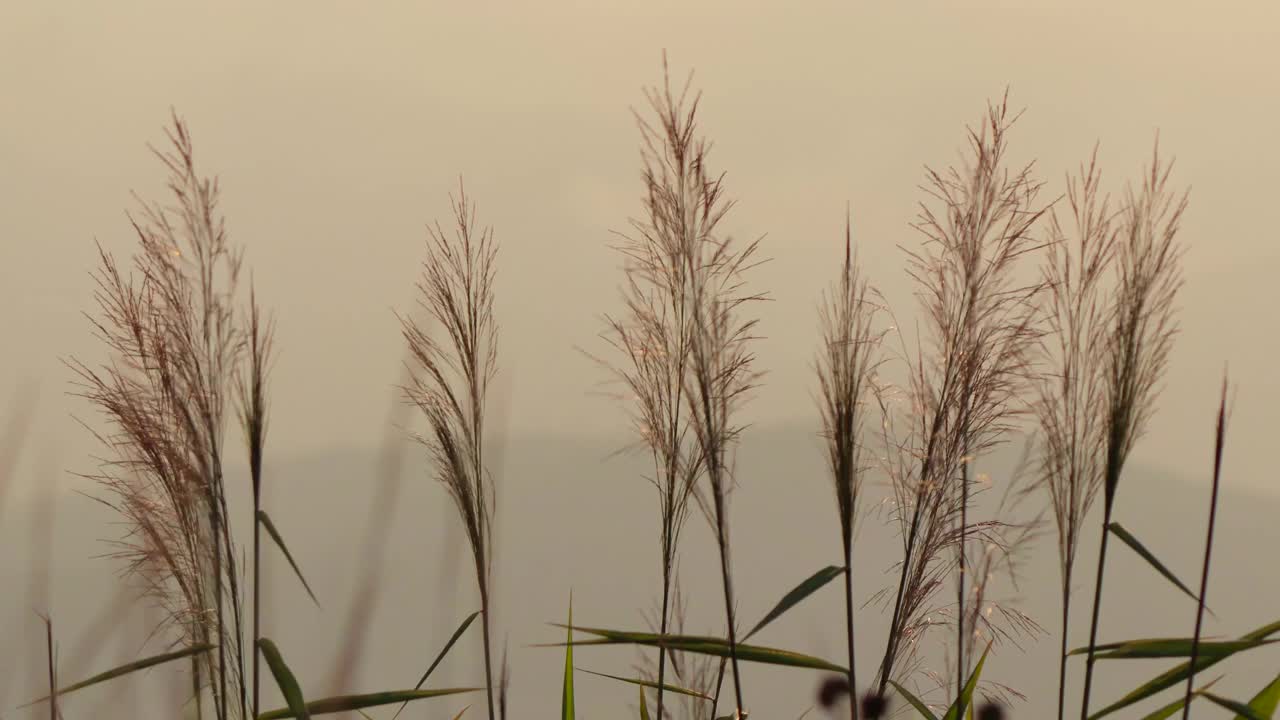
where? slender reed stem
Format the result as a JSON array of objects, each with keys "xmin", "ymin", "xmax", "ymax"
[
  {"xmin": 878, "ymin": 498, "xmax": 925, "ymax": 696},
  {"xmin": 712, "ymin": 486, "xmax": 745, "ymax": 714},
  {"xmin": 44, "ymin": 615, "xmax": 57, "ymax": 720},
  {"xmin": 710, "ymin": 656, "xmax": 728, "ymax": 718},
  {"xmin": 956, "ymin": 454, "xmax": 969, "ymax": 704},
  {"xmin": 192, "ymin": 655, "xmax": 204, "ymax": 720},
  {"xmin": 656, "ymin": 561, "xmax": 672, "ymax": 720},
  {"xmin": 844, "ymin": 556, "xmax": 859, "ymax": 720},
  {"xmin": 480, "ymin": 588, "xmax": 497, "ymax": 720},
  {"xmin": 1182, "ymin": 378, "xmax": 1228, "ymax": 718},
  {"xmin": 212, "ymin": 501, "xmax": 228, "ymax": 720},
  {"xmin": 1079, "ymin": 502, "xmax": 1113, "ymax": 720},
  {"xmin": 252, "ymin": 488, "xmax": 261, "ymax": 717},
  {"xmin": 1056, "ymin": 582, "xmax": 1071, "ymax": 720}
]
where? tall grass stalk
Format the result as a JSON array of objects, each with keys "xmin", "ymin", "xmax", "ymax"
[
  {"xmin": 876, "ymin": 95, "xmax": 1046, "ymax": 697},
  {"xmin": 70, "ymin": 112, "xmax": 250, "ymax": 720},
  {"xmin": 400, "ymin": 183, "xmax": 500, "ymax": 720},
  {"xmin": 1034, "ymin": 148, "xmax": 1116, "ymax": 720},
  {"xmin": 816, "ymin": 218, "xmax": 883, "ymax": 720},
  {"xmin": 1079, "ymin": 142, "xmax": 1186, "ymax": 719},
  {"xmin": 235, "ymin": 286, "xmax": 273, "ymax": 718},
  {"xmin": 1181, "ymin": 377, "xmax": 1229, "ymax": 719},
  {"xmin": 610, "ymin": 55, "xmax": 765, "ymax": 719},
  {"xmin": 598, "ymin": 68, "xmax": 706, "ymax": 720}
]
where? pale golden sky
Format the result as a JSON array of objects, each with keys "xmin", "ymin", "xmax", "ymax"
[{"xmin": 3, "ymin": 0, "xmax": 1278, "ymax": 493}]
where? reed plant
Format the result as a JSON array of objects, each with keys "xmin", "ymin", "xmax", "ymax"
[
  {"xmin": 873, "ymin": 96, "xmax": 1047, "ymax": 712},
  {"xmin": 597, "ymin": 54, "xmax": 765, "ymax": 720},
  {"xmin": 400, "ymin": 183, "xmax": 501, "ymax": 720},
  {"xmin": 68, "ymin": 113, "xmax": 251, "ymax": 720},
  {"xmin": 1078, "ymin": 142, "xmax": 1187, "ymax": 719},
  {"xmin": 815, "ymin": 218, "xmax": 884, "ymax": 720},
  {"xmin": 17, "ymin": 53, "xmax": 1280, "ymax": 720}
]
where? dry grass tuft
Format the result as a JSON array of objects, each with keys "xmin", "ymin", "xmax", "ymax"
[
  {"xmin": 400, "ymin": 180, "xmax": 501, "ymax": 720},
  {"xmin": 874, "ymin": 93, "xmax": 1048, "ymax": 700},
  {"xmin": 69, "ymin": 112, "xmax": 250, "ymax": 720}
]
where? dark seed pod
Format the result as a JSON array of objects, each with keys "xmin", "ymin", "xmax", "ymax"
[
  {"xmin": 977, "ymin": 701, "xmax": 1006, "ymax": 720},
  {"xmin": 860, "ymin": 692, "xmax": 889, "ymax": 719},
  {"xmin": 817, "ymin": 675, "xmax": 850, "ymax": 708}
]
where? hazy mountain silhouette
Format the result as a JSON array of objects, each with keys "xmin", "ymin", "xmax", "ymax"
[{"xmin": 3, "ymin": 422, "xmax": 1276, "ymax": 718}]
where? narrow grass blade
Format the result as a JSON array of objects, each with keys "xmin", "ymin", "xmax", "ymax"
[
  {"xmin": 1239, "ymin": 672, "xmax": 1280, "ymax": 718},
  {"xmin": 562, "ymin": 593, "xmax": 575, "ymax": 720},
  {"xmin": 548, "ymin": 626, "xmax": 846, "ymax": 673},
  {"xmin": 1088, "ymin": 620, "xmax": 1280, "ymax": 719},
  {"xmin": 257, "ymin": 688, "xmax": 482, "ymax": 719},
  {"xmin": 1108, "ymin": 523, "xmax": 1212, "ymax": 616},
  {"xmin": 1070, "ymin": 638, "xmax": 1277, "ymax": 659},
  {"xmin": 258, "ymin": 638, "xmax": 310, "ymax": 720},
  {"xmin": 640, "ymin": 686, "xmax": 651, "ymax": 720},
  {"xmin": 21, "ymin": 643, "xmax": 213, "ymax": 706},
  {"xmin": 941, "ymin": 642, "xmax": 990, "ymax": 720},
  {"xmin": 1135, "ymin": 676, "xmax": 1222, "ymax": 720},
  {"xmin": 1138, "ymin": 695, "xmax": 1189, "ymax": 720},
  {"xmin": 1202, "ymin": 693, "xmax": 1268, "ymax": 720},
  {"xmin": 392, "ymin": 611, "xmax": 480, "ymax": 720},
  {"xmin": 745, "ymin": 565, "xmax": 845, "ymax": 640},
  {"xmin": 259, "ymin": 510, "xmax": 320, "ymax": 607},
  {"xmin": 453, "ymin": 705, "xmax": 471, "ymax": 720},
  {"xmin": 889, "ymin": 680, "xmax": 939, "ymax": 720},
  {"xmin": 578, "ymin": 667, "xmax": 712, "ymax": 699}
]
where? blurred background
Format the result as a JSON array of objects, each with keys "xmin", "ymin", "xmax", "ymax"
[{"xmin": 2, "ymin": 1, "xmax": 1278, "ymax": 717}]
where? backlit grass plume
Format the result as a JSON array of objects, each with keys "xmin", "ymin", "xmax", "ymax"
[
  {"xmin": 1078, "ymin": 142, "xmax": 1187, "ymax": 719},
  {"xmin": 645, "ymin": 57, "xmax": 766, "ymax": 719},
  {"xmin": 235, "ymin": 284, "xmax": 274, "ymax": 719},
  {"xmin": 1032, "ymin": 148, "xmax": 1117, "ymax": 720},
  {"xmin": 69, "ymin": 112, "xmax": 249, "ymax": 720},
  {"xmin": 400, "ymin": 182, "xmax": 500, "ymax": 720},
  {"xmin": 603, "ymin": 54, "xmax": 765, "ymax": 720},
  {"xmin": 596, "ymin": 55, "xmax": 713, "ymax": 720},
  {"xmin": 816, "ymin": 218, "xmax": 884, "ymax": 720},
  {"xmin": 875, "ymin": 94, "xmax": 1047, "ymax": 703}
]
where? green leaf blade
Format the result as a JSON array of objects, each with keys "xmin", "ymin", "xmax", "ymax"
[
  {"xmin": 1202, "ymin": 692, "xmax": 1268, "ymax": 720},
  {"xmin": 1109, "ymin": 523, "xmax": 1210, "ymax": 615},
  {"xmin": 257, "ymin": 688, "xmax": 481, "ymax": 719},
  {"xmin": 1241, "ymin": 672, "xmax": 1280, "ymax": 718},
  {"xmin": 1088, "ymin": 619, "xmax": 1280, "ymax": 719},
  {"xmin": 578, "ymin": 667, "xmax": 712, "ymax": 700},
  {"xmin": 21, "ymin": 643, "xmax": 214, "ymax": 707},
  {"xmin": 392, "ymin": 611, "xmax": 480, "ymax": 720},
  {"xmin": 745, "ymin": 565, "xmax": 845, "ymax": 640},
  {"xmin": 259, "ymin": 510, "xmax": 320, "ymax": 607},
  {"xmin": 258, "ymin": 638, "xmax": 310, "ymax": 720},
  {"xmin": 888, "ymin": 680, "xmax": 939, "ymax": 720},
  {"xmin": 562, "ymin": 593, "xmax": 575, "ymax": 720},
  {"xmin": 1071, "ymin": 638, "xmax": 1278, "ymax": 659},
  {"xmin": 941, "ymin": 643, "xmax": 990, "ymax": 720},
  {"xmin": 550, "ymin": 625, "xmax": 846, "ymax": 673}
]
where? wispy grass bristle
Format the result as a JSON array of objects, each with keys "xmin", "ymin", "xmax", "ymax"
[{"xmin": 400, "ymin": 181, "xmax": 501, "ymax": 720}]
